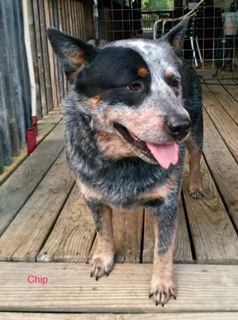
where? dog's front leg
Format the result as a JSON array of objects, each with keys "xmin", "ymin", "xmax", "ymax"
[
  {"xmin": 86, "ymin": 200, "xmax": 114, "ymax": 280},
  {"xmin": 149, "ymin": 198, "xmax": 178, "ymax": 306}
]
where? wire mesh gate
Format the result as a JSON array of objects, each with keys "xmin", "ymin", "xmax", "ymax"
[{"xmin": 98, "ymin": 0, "xmax": 238, "ymax": 75}]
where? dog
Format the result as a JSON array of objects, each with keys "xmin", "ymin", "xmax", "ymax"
[{"xmin": 48, "ymin": 18, "xmax": 203, "ymax": 306}]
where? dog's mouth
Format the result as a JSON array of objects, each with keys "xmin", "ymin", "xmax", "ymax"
[{"xmin": 113, "ymin": 122, "xmax": 179, "ymax": 169}]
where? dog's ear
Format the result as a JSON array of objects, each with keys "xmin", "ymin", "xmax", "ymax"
[
  {"xmin": 161, "ymin": 18, "xmax": 189, "ymax": 54},
  {"xmin": 47, "ymin": 28, "xmax": 97, "ymax": 83}
]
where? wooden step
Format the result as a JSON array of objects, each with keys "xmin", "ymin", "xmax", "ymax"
[
  {"xmin": 0, "ymin": 263, "xmax": 237, "ymax": 313},
  {"xmin": 1, "ymin": 312, "xmax": 238, "ymax": 320}
]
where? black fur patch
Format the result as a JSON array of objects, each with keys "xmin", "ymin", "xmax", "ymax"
[
  {"xmin": 75, "ymin": 47, "xmax": 151, "ymax": 106},
  {"xmin": 143, "ymin": 199, "xmax": 165, "ymax": 208}
]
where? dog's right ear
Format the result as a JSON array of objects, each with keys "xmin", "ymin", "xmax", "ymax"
[
  {"xmin": 161, "ymin": 18, "xmax": 189, "ymax": 55},
  {"xmin": 47, "ymin": 28, "xmax": 97, "ymax": 83}
]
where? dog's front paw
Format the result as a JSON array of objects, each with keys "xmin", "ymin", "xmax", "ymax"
[
  {"xmin": 149, "ymin": 275, "xmax": 176, "ymax": 306},
  {"xmin": 90, "ymin": 249, "xmax": 114, "ymax": 280}
]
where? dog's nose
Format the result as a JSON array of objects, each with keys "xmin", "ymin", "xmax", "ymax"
[{"xmin": 166, "ymin": 116, "xmax": 191, "ymax": 140}]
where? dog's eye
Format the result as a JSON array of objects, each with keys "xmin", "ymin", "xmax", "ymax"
[{"xmin": 127, "ymin": 81, "xmax": 142, "ymax": 91}]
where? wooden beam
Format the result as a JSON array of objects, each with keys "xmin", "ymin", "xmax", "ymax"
[
  {"xmin": 0, "ymin": 263, "xmax": 237, "ymax": 313},
  {"xmin": 1, "ymin": 312, "xmax": 238, "ymax": 320}
]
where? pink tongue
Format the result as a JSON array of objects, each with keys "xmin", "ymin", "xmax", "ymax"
[{"xmin": 146, "ymin": 142, "xmax": 179, "ymax": 169}]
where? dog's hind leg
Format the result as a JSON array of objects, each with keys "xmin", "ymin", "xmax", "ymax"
[
  {"xmin": 186, "ymin": 135, "xmax": 204, "ymax": 199},
  {"xmin": 86, "ymin": 200, "xmax": 114, "ymax": 280}
]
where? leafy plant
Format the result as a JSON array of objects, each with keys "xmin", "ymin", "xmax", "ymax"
[{"xmin": 142, "ymin": 0, "xmax": 174, "ymax": 11}]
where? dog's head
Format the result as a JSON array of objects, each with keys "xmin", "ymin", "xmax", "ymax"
[{"xmin": 48, "ymin": 19, "xmax": 191, "ymax": 169}]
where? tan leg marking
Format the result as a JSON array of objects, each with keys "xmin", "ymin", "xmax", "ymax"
[
  {"xmin": 186, "ymin": 137, "xmax": 204, "ymax": 199},
  {"xmin": 90, "ymin": 205, "xmax": 114, "ymax": 280},
  {"xmin": 149, "ymin": 215, "xmax": 176, "ymax": 306}
]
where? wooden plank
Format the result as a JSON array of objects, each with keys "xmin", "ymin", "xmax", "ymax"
[
  {"xmin": 0, "ymin": 1, "xmax": 21, "ymax": 157},
  {"xmin": 232, "ymin": 79, "xmax": 238, "ymax": 85},
  {"xmin": 203, "ymin": 85, "xmax": 238, "ymax": 162},
  {"xmin": 63, "ymin": 0, "xmax": 70, "ymax": 33},
  {"xmin": 67, "ymin": 0, "xmax": 73, "ymax": 35},
  {"xmin": 44, "ymin": 0, "xmax": 58, "ymax": 109},
  {"xmin": 0, "ymin": 148, "xmax": 27, "ymax": 186},
  {"xmin": 52, "ymin": 0, "xmax": 64, "ymax": 102},
  {"xmin": 48, "ymin": 0, "xmax": 60, "ymax": 105},
  {"xmin": 203, "ymin": 79, "xmax": 219, "ymax": 85},
  {"xmin": 0, "ymin": 152, "xmax": 74, "ymax": 262},
  {"xmin": 0, "ymin": 263, "xmax": 237, "ymax": 313},
  {"xmin": 183, "ymin": 157, "xmax": 238, "ymax": 263},
  {"xmin": 0, "ymin": 122, "xmax": 64, "ymax": 235},
  {"xmin": 112, "ymin": 208, "xmax": 143, "ymax": 263},
  {"xmin": 89, "ymin": 208, "xmax": 143, "ymax": 264},
  {"xmin": 48, "ymin": 0, "xmax": 59, "ymax": 105},
  {"xmin": 143, "ymin": 200, "xmax": 193, "ymax": 263},
  {"xmin": 37, "ymin": 184, "xmax": 95, "ymax": 262},
  {"xmin": 203, "ymin": 110, "xmax": 238, "ymax": 229},
  {"xmin": 72, "ymin": 0, "xmax": 78, "ymax": 37},
  {"xmin": 32, "ymin": 0, "xmax": 48, "ymax": 115},
  {"xmin": 219, "ymin": 79, "xmax": 236, "ymax": 85},
  {"xmin": 0, "ymin": 111, "xmax": 61, "ymax": 186},
  {"xmin": 59, "ymin": 0, "xmax": 68, "ymax": 94},
  {"xmin": 223, "ymin": 84, "xmax": 238, "ymax": 104},
  {"xmin": 38, "ymin": 0, "xmax": 54, "ymax": 113},
  {"xmin": 36, "ymin": 111, "xmax": 61, "ymax": 144},
  {"xmin": 75, "ymin": 1, "xmax": 81, "ymax": 38},
  {"xmin": 27, "ymin": 0, "xmax": 43, "ymax": 118},
  {"xmin": 0, "ymin": 140, "xmax": 4, "ymax": 174},
  {"xmin": 13, "ymin": 0, "xmax": 31, "ymax": 142},
  {"xmin": 83, "ymin": 0, "xmax": 94, "ymax": 39},
  {"xmin": 78, "ymin": 1, "xmax": 85, "ymax": 39},
  {"xmin": 205, "ymin": 84, "xmax": 238, "ymax": 126},
  {"xmin": 55, "ymin": 0, "xmax": 65, "ymax": 98},
  {"xmin": 1, "ymin": 313, "xmax": 238, "ymax": 320},
  {"xmin": 0, "ymin": 68, "xmax": 13, "ymax": 165}
]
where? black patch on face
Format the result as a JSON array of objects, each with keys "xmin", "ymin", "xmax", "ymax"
[
  {"xmin": 143, "ymin": 199, "xmax": 165, "ymax": 208},
  {"xmin": 75, "ymin": 47, "xmax": 151, "ymax": 106}
]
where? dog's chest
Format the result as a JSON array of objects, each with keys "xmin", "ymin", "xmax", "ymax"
[{"xmin": 76, "ymin": 163, "xmax": 178, "ymax": 209}]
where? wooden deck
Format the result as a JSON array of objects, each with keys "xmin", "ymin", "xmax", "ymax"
[{"xmin": 0, "ymin": 81, "xmax": 238, "ymax": 319}]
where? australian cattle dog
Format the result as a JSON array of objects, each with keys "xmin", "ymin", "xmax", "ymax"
[{"xmin": 48, "ymin": 19, "xmax": 203, "ymax": 306}]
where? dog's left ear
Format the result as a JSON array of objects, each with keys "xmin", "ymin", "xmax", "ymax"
[
  {"xmin": 47, "ymin": 28, "xmax": 97, "ymax": 83},
  {"xmin": 161, "ymin": 18, "xmax": 189, "ymax": 54}
]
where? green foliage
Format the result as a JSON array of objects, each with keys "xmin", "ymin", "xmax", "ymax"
[{"xmin": 142, "ymin": 0, "xmax": 174, "ymax": 11}]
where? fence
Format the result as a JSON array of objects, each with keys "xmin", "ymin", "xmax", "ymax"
[
  {"xmin": 0, "ymin": 0, "xmax": 31, "ymax": 174},
  {"xmin": 0, "ymin": 0, "xmax": 94, "ymax": 176},
  {"xmin": 28, "ymin": 0, "xmax": 94, "ymax": 119},
  {"xmin": 98, "ymin": 0, "xmax": 238, "ymax": 72}
]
